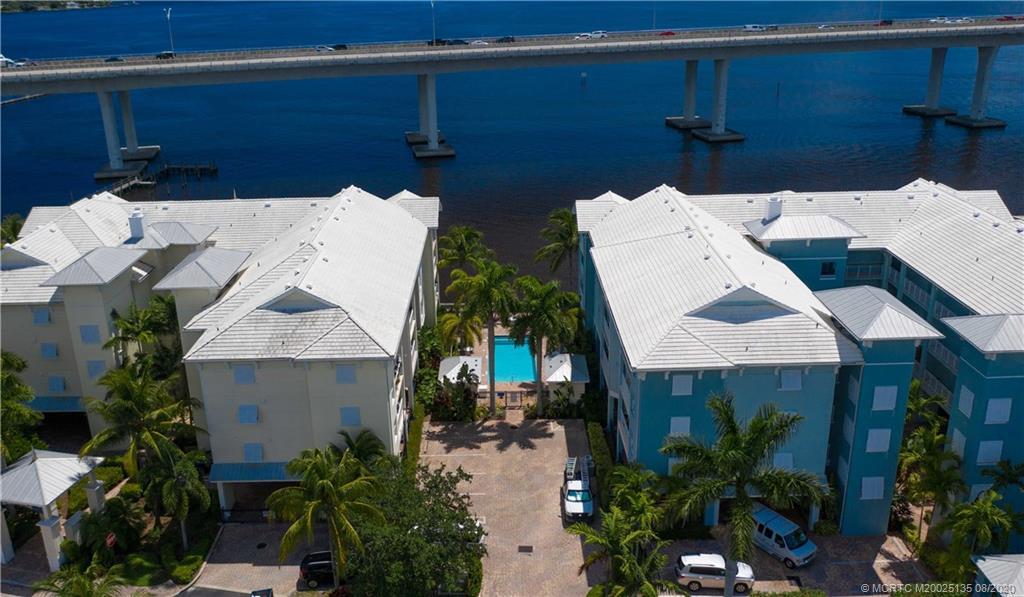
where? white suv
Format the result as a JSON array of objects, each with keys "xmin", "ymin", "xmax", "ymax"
[{"xmin": 676, "ymin": 553, "xmax": 755, "ymax": 594}]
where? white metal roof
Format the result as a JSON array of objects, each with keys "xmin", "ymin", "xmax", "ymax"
[
  {"xmin": 973, "ymin": 554, "xmax": 1024, "ymax": 596},
  {"xmin": 0, "ymin": 449, "xmax": 103, "ymax": 508},
  {"xmin": 743, "ymin": 214, "xmax": 863, "ymax": 241},
  {"xmin": 574, "ymin": 191, "xmax": 628, "ymax": 233},
  {"xmin": 815, "ymin": 286, "xmax": 943, "ymax": 342},
  {"xmin": 438, "ymin": 356, "xmax": 482, "ymax": 383},
  {"xmin": 43, "ymin": 247, "xmax": 147, "ymax": 287},
  {"xmin": 153, "ymin": 247, "xmax": 250, "ymax": 290},
  {"xmin": 942, "ymin": 314, "xmax": 1024, "ymax": 354},
  {"xmin": 387, "ymin": 190, "xmax": 441, "ymax": 229},
  {"xmin": 543, "ymin": 353, "xmax": 590, "ymax": 384}
]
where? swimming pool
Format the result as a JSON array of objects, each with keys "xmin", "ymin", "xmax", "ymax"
[{"xmin": 493, "ymin": 336, "xmax": 536, "ymax": 384}]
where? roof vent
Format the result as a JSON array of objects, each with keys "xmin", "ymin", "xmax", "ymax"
[
  {"xmin": 993, "ymin": 222, "xmax": 1000, "ymax": 228},
  {"xmin": 322, "ymin": 257, "xmax": 328, "ymax": 262},
  {"xmin": 764, "ymin": 196, "xmax": 782, "ymax": 221},
  {"xmin": 746, "ymin": 198, "xmax": 754, "ymax": 204},
  {"xmin": 703, "ymin": 254, "xmax": 711, "ymax": 260},
  {"xmin": 907, "ymin": 194, "xmax": 914, "ymax": 200},
  {"xmin": 310, "ymin": 202, "xmax": 318, "ymax": 207},
  {"xmin": 932, "ymin": 192, "xmax": 938, "ymax": 197},
  {"xmin": 724, "ymin": 282, "xmax": 732, "ymax": 289},
  {"xmin": 687, "ymin": 232, "xmax": 694, "ymax": 239},
  {"xmin": 161, "ymin": 204, "xmax": 169, "ymax": 210},
  {"xmin": 264, "ymin": 202, "xmax": 272, "ymax": 208},
  {"xmin": 306, "ymin": 284, "xmax": 313, "ymax": 290},
  {"xmin": 318, "ymin": 240, "xmax": 324, "ymax": 246},
  {"xmin": 854, "ymin": 195, "xmax": 862, "ymax": 201},
  {"xmin": 973, "ymin": 212, "xmax": 981, "ymax": 218},
  {"xmin": 806, "ymin": 196, "xmax": 813, "ymax": 202}
]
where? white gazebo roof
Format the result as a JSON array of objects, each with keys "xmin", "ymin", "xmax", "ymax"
[
  {"xmin": 0, "ymin": 450, "xmax": 103, "ymax": 508},
  {"xmin": 438, "ymin": 356, "xmax": 482, "ymax": 384}
]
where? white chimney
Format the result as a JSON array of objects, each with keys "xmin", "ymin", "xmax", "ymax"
[
  {"xmin": 764, "ymin": 196, "xmax": 782, "ymax": 222},
  {"xmin": 128, "ymin": 211, "xmax": 145, "ymax": 239}
]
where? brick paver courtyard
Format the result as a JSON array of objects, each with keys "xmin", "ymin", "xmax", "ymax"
[{"xmin": 420, "ymin": 414, "xmax": 598, "ymax": 597}]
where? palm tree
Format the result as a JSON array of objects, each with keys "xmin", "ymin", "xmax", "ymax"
[
  {"xmin": 79, "ymin": 495, "xmax": 146, "ymax": 555},
  {"xmin": 609, "ymin": 465, "xmax": 663, "ymax": 533},
  {"xmin": 438, "ymin": 225, "xmax": 494, "ymax": 272},
  {"xmin": 904, "ymin": 379, "xmax": 945, "ymax": 433},
  {"xmin": 534, "ymin": 208, "xmax": 579, "ymax": 278},
  {"xmin": 936, "ymin": 490, "xmax": 1014, "ymax": 554},
  {"xmin": 437, "ymin": 309, "xmax": 484, "ymax": 354},
  {"xmin": 33, "ymin": 567, "xmax": 125, "ymax": 597},
  {"xmin": 982, "ymin": 460, "xmax": 1024, "ymax": 495},
  {"xmin": 1, "ymin": 213, "xmax": 24, "ymax": 246},
  {"xmin": 590, "ymin": 539, "xmax": 678, "ymax": 597},
  {"xmin": 508, "ymin": 276, "xmax": 580, "ymax": 410},
  {"xmin": 900, "ymin": 424, "xmax": 966, "ymax": 542},
  {"xmin": 447, "ymin": 259, "xmax": 518, "ymax": 414},
  {"xmin": 338, "ymin": 429, "xmax": 386, "ymax": 466},
  {"xmin": 104, "ymin": 303, "xmax": 160, "ymax": 357},
  {"xmin": 567, "ymin": 507, "xmax": 658, "ymax": 585},
  {"xmin": 661, "ymin": 394, "xmax": 826, "ymax": 596},
  {"xmin": 156, "ymin": 451, "xmax": 210, "ymax": 550},
  {"xmin": 267, "ymin": 447, "xmax": 384, "ymax": 584},
  {"xmin": 1, "ymin": 350, "xmax": 42, "ymax": 461},
  {"xmin": 80, "ymin": 362, "xmax": 189, "ymax": 477}
]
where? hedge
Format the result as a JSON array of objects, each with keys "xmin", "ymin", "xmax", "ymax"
[
  {"xmin": 466, "ymin": 552, "xmax": 483, "ymax": 597},
  {"xmin": 404, "ymin": 399, "xmax": 426, "ymax": 475},
  {"xmin": 586, "ymin": 422, "xmax": 613, "ymax": 507}
]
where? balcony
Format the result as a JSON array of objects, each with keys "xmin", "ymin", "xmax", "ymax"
[
  {"xmin": 927, "ymin": 340, "xmax": 959, "ymax": 375},
  {"xmin": 887, "ymin": 268, "xmax": 900, "ymax": 287},
  {"xmin": 933, "ymin": 301, "xmax": 955, "ymax": 321},
  {"xmin": 903, "ymin": 278, "xmax": 929, "ymax": 307},
  {"xmin": 920, "ymin": 370, "xmax": 952, "ymax": 406},
  {"xmin": 847, "ymin": 264, "xmax": 882, "ymax": 280}
]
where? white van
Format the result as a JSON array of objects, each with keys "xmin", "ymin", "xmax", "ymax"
[
  {"xmin": 752, "ymin": 503, "xmax": 818, "ymax": 569},
  {"xmin": 743, "ymin": 24, "xmax": 767, "ymax": 32}
]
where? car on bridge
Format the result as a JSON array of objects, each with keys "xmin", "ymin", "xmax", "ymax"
[
  {"xmin": 104, "ymin": 56, "xmax": 124, "ymax": 63},
  {"xmin": 155, "ymin": 51, "xmax": 175, "ymax": 59},
  {"xmin": 495, "ymin": 36, "xmax": 515, "ymax": 43},
  {"xmin": 315, "ymin": 45, "xmax": 335, "ymax": 52},
  {"xmin": 743, "ymin": 24, "xmax": 767, "ymax": 32},
  {"xmin": 449, "ymin": 39, "xmax": 469, "ymax": 45},
  {"xmin": 592, "ymin": 30, "xmax": 608, "ymax": 38},
  {"xmin": 659, "ymin": 30, "xmax": 676, "ymax": 36},
  {"xmin": 470, "ymin": 39, "xmax": 488, "ymax": 46}
]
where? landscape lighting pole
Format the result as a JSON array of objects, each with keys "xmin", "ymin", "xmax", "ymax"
[
  {"xmin": 165, "ymin": 7, "xmax": 175, "ymax": 54},
  {"xmin": 430, "ymin": 0, "xmax": 436, "ymax": 43}
]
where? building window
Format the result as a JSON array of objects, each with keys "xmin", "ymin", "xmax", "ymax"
[
  {"xmin": 977, "ymin": 441, "xmax": 1002, "ymax": 465},
  {"xmin": 837, "ymin": 456, "xmax": 849, "ymax": 485},
  {"xmin": 41, "ymin": 343, "xmax": 59, "ymax": 360},
  {"xmin": 340, "ymin": 406, "xmax": 361, "ymax": 427},
  {"xmin": 958, "ymin": 386, "xmax": 974, "ymax": 418},
  {"xmin": 865, "ymin": 429, "xmax": 891, "ymax": 453},
  {"xmin": 951, "ymin": 428, "xmax": 966, "ymax": 459},
  {"xmin": 843, "ymin": 415, "xmax": 854, "ymax": 444},
  {"xmin": 79, "ymin": 324, "xmax": 101, "ymax": 345},
  {"xmin": 238, "ymin": 405, "xmax": 259, "ymax": 425},
  {"xmin": 47, "ymin": 376, "xmax": 66, "ymax": 393},
  {"xmin": 872, "ymin": 386, "xmax": 897, "ymax": 411},
  {"xmin": 779, "ymin": 369, "xmax": 802, "ymax": 391},
  {"xmin": 32, "ymin": 307, "xmax": 51, "ymax": 326},
  {"xmin": 243, "ymin": 443, "xmax": 263, "ymax": 463},
  {"xmin": 335, "ymin": 364, "xmax": 357, "ymax": 384},
  {"xmin": 984, "ymin": 399, "xmax": 1012, "ymax": 425},
  {"xmin": 233, "ymin": 364, "xmax": 255, "ymax": 385},
  {"xmin": 669, "ymin": 416, "xmax": 690, "ymax": 437},
  {"xmin": 861, "ymin": 476, "xmax": 884, "ymax": 500},
  {"xmin": 820, "ymin": 261, "xmax": 837, "ymax": 279},
  {"xmin": 671, "ymin": 374, "xmax": 693, "ymax": 396},
  {"xmin": 86, "ymin": 360, "xmax": 106, "ymax": 379},
  {"xmin": 773, "ymin": 452, "xmax": 794, "ymax": 470}
]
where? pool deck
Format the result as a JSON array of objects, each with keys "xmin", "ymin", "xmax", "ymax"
[{"xmin": 471, "ymin": 324, "xmax": 545, "ymax": 404}]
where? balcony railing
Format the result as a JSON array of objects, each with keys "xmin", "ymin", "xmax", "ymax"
[
  {"xmin": 887, "ymin": 268, "xmax": 900, "ymax": 287},
  {"xmin": 847, "ymin": 264, "xmax": 882, "ymax": 280},
  {"xmin": 903, "ymin": 278, "xmax": 929, "ymax": 307},
  {"xmin": 920, "ymin": 370, "xmax": 952, "ymax": 405},
  {"xmin": 933, "ymin": 301, "xmax": 955, "ymax": 321},
  {"xmin": 927, "ymin": 340, "xmax": 959, "ymax": 375}
]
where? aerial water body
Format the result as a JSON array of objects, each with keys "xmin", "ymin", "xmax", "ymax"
[{"xmin": 2, "ymin": 1, "xmax": 1022, "ymax": 279}]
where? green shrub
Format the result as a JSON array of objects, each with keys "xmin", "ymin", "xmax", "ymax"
[
  {"xmin": 59, "ymin": 539, "xmax": 82, "ymax": 567},
  {"xmin": 159, "ymin": 541, "xmax": 178, "ymax": 571},
  {"xmin": 586, "ymin": 422, "xmax": 614, "ymax": 507},
  {"xmin": 466, "ymin": 552, "xmax": 483, "ymax": 597},
  {"xmin": 118, "ymin": 482, "xmax": 142, "ymax": 502},
  {"xmin": 812, "ymin": 520, "xmax": 839, "ymax": 536},
  {"xmin": 404, "ymin": 400, "xmax": 426, "ymax": 474},
  {"xmin": 170, "ymin": 554, "xmax": 204, "ymax": 584},
  {"xmin": 117, "ymin": 551, "xmax": 168, "ymax": 586},
  {"xmin": 580, "ymin": 388, "xmax": 606, "ymax": 424}
]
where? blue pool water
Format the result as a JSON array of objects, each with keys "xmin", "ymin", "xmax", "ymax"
[{"xmin": 494, "ymin": 336, "xmax": 536, "ymax": 384}]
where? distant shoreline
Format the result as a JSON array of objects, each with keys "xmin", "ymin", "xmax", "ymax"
[{"xmin": 1, "ymin": 1, "xmax": 116, "ymax": 14}]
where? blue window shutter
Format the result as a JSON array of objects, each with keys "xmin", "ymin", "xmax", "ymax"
[
  {"xmin": 233, "ymin": 364, "xmax": 256, "ymax": 385},
  {"xmin": 335, "ymin": 365, "xmax": 356, "ymax": 384},
  {"xmin": 32, "ymin": 308, "xmax": 51, "ymax": 325},
  {"xmin": 340, "ymin": 406, "xmax": 361, "ymax": 427},
  {"xmin": 41, "ymin": 343, "xmax": 59, "ymax": 359},
  {"xmin": 47, "ymin": 376, "xmax": 66, "ymax": 393},
  {"xmin": 86, "ymin": 360, "xmax": 106, "ymax": 379},
  {"xmin": 243, "ymin": 443, "xmax": 263, "ymax": 463},
  {"xmin": 238, "ymin": 405, "xmax": 259, "ymax": 425},
  {"xmin": 79, "ymin": 325, "xmax": 101, "ymax": 345}
]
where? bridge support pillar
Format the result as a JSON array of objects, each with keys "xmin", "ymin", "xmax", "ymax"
[
  {"xmin": 665, "ymin": 60, "xmax": 710, "ymax": 130},
  {"xmin": 118, "ymin": 91, "xmax": 160, "ymax": 161},
  {"xmin": 903, "ymin": 48, "xmax": 956, "ymax": 117},
  {"xmin": 94, "ymin": 92, "xmax": 148, "ymax": 180},
  {"xmin": 693, "ymin": 58, "xmax": 744, "ymax": 143},
  {"xmin": 947, "ymin": 46, "xmax": 1006, "ymax": 129},
  {"xmin": 408, "ymin": 73, "xmax": 454, "ymax": 158}
]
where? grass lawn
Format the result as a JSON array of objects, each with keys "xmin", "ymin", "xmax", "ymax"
[{"xmin": 109, "ymin": 552, "xmax": 169, "ymax": 586}]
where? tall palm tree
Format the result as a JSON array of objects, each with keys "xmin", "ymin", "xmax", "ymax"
[
  {"xmin": 661, "ymin": 394, "xmax": 826, "ymax": 597},
  {"xmin": 438, "ymin": 225, "xmax": 494, "ymax": 273},
  {"xmin": 80, "ymin": 362, "xmax": 188, "ymax": 477},
  {"xmin": 534, "ymin": 208, "xmax": 579, "ymax": 278},
  {"xmin": 267, "ymin": 447, "xmax": 384, "ymax": 584},
  {"xmin": 508, "ymin": 276, "xmax": 580, "ymax": 410},
  {"xmin": 156, "ymin": 451, "xmax": 210, "ymax": 550},
  {"xmin": 904, "ymin": 379, "xmax": 945, "ymax": 433},
  {"xmin": 437, "ymin": 308, "xmax": 484, "ymax": 354},
  {"xmin": 982, "ymin": 460, "xmax": 1024, "ymax": 495},
  {"xmin": 609, "ymin": 465, "xmax": 663, "ymax": 533},
  {"xmin": 936, "ymin": 490, "xmax": 1014, "ymax": 554},
  {"xmin": 33, "ymin": 567, "xmax": 125, "ymax": 597},
  {"xmin": 447, "ymin": 259, "xmax": 518, "ymax": 414},
  {"xmin": 567, "ymin": 506, "xmax": 658, "ymax": 585},
  {"xmin": 592, "ymin": 539, "xmax": 678, "ymax": 597},
  {"xmin": 104, "ymin": 303, "xmax": 160, "ymax": 357},
  {"xmin": 338, "ymin": 429, "xmax": 386, "ymax": 466},
  {"xmin": 1, "ymin": 213, "xmax": 24, "ymax": 246},
  {"xmin": 900, "ymin": 424, "xmax": 966, "ymax": 542},
  {"xmin": 1, "ymin": 350, "xmax": 42, "ymax": 461}
]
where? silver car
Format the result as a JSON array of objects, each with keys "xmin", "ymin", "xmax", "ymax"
[{"xmin": 676, "ymin": 553, "xmax": 755, "ymax": 594}]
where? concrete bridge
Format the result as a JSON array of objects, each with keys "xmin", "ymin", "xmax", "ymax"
[{"xmin": 2, "ymin": 16, "xmax": 1022, "ymax": 175}]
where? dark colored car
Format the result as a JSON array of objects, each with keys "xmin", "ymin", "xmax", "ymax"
[
  {"xmin": 496, "ymin": 36, "xmax": 516, "ymax": 43},
  {"xmin": 875, "ymin": 19, "xmax": 894, "ymax": 26},
  {"xmin": 105, "ymin": 56, "xmax": 124, "ymax": 62},
  {"xmin": 299, "ymin": 551, "xmax": 335, "ymax": 589},
  {"xmin": 659, "ymin": 30, "xmax": 676, "ymax": 36},
  {"xmin": 331, "ymin": 43, "xmax": 348, "ymax": 50},
  {"xmin": 427, "ymin": 38, "xmax": 448, "ymax": 46},
  {"xmin": 449, "ymin": 39, "xmax": 468, "ymax": 45},
  {"xmin": 996, "ymin": 15, "xmax": 1016, "ymax": 21},
  {"xmin": 155, "ymin": 51, "xmax": 175, "ymax": 59}
]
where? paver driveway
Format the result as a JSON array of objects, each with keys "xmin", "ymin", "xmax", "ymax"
[{"xmin": 420, "ymin": 415, "xmax": 599, "ymax": 597}]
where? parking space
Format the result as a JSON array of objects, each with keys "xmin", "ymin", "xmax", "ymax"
[{"xmin": 420, "ymin": 415, "xmax": 598, "ymax": 596}]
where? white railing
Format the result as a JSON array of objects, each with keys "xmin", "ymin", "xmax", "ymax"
[
  {"xmin": 903, "ymin": 278, "xmax": 930, "ymax": 307},
  {"xmin": 928, "ymin": 340, "xmax": 959, "ymax": 375},
  {"xmin": 921, "ymin": 370, "xmax": 952, "ymax": 403},
  {"xmin": 847, "ymin": 264, "xmax": 882, "ymax": 280},
  {"xmin": 933, "ymin": 301, "xmax": 956, "ymax": 321}
]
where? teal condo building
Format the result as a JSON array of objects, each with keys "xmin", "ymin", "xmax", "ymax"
[{"xmin": 576, "ymin": 180, "xmax": 1023, "ymax": 543}]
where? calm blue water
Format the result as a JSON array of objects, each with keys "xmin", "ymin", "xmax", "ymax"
[
  {"xmin": 2, "ymin": 2, "xmax": 1022, "ymax": 279},
  {"xmin": 494, "ymin": 336, "xmax": 536, "ymax": 383}
]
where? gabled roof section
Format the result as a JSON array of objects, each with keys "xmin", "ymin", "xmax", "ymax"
[
  {"xmin": 972, "ymin": 554, "xmax": 1024, "ymax": 595},
  {"xmin": 575, "ymin": 191, "xmax": 628, "ymax": 234},
  {"xmin": 543, "ymin": 353, "xmax": 590, "ymax": 384},
  {"xmin": 387, "ymin": 190, "xmax": 441, "ymax": 229},
  {"xmin": 153, "ymin": 247, "xmax": 249, "ymax": 291},
  {"xmin": 743, "ymin": 214, "xmax": 863, "ymax": 241},
  {"xmin": 816, "ymin": 286, "xmax": 943, "ymax": 342},
  {"xmin": 123, "ymin": 220, "xmax": 217, "ymax": 249},
  {"xmin": 0, "ymin": 450, "xmax": 103, "ymax": 508},
  {"xmin": 43, "ymin": 247, "xmax": 146, "ymax": 287},
  {"xmin": 942, "ymin": 314, "xmax": 1024, "ymax": 354}
]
